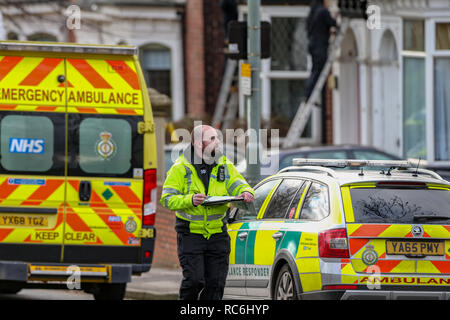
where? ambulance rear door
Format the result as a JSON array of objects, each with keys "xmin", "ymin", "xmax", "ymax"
[
  {"xmin": 63, "ymin": 55, "xmax": 145, "ymax": 264},
  {"xmin": 0, "ymin": 53, "xmax": 67, "ymax": 262}
]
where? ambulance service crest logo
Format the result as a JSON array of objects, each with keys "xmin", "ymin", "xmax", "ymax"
[
  {"xmin": 96, "ymin": 131, "xmax": 116, "ymax": 159},
  {"xmin": 125, "ymin": 216, "xmax": 137, "ymax": 233},
  {"xmin": 362, "ymin": 245, "xmax": 378, "ymax": 266}
]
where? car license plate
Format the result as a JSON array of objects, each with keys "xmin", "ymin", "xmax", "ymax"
[
  {"xmin": 386, "ymin": 240, "xmax": 444, "ymax": 256},
  {"xmin": 0, "ymin": 215, "xmax": 48, "ymax": 227}
]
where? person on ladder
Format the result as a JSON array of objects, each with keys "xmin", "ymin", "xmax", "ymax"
[{"xmin": 304, "ymin": 0, "xmax": 338, "ymax": 143}]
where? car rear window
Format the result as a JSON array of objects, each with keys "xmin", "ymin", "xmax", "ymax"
[{"xmin": 349, "ymin": 187, "xmax": 450, "ymax": 224}]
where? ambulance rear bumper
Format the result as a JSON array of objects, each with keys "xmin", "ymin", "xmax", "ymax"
[
  {"xmin": 0, "ymin": 261, "xmax": 135, "ymax": 283},
  {"xmin": 341, "ymin": 290, "xmax": 450, "ymax": 300}
]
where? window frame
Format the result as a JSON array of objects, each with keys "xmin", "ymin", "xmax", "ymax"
[
  {"xmin": 298, "ymin": 180, "xmax": 331, "ymax": 221},
  {"xmin": 427, "ymin": 18, "xmax": 450, "ymax": 164},
  {"xmin": 232, "ymin": 178, "xmax": 282, "ymax": 222},
  {"xmin": 139, "ymin": 44, "xmax": 172, "ymax": 98},
  {"xmin": 261, "ymin": 177, "xmax": 306, "ymax": 220},
  {"xmin": 238, "ymin": 5, "xmax": 320, "ymax": 143}
]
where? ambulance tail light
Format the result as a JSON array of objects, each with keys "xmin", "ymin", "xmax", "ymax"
[
  {"xmin": 319, "ymin": 228, "xmax": 350, "ymax": 258},
  {"xmin": 143, "ymin": 169, "xmax": 157, "ymax": 226}
]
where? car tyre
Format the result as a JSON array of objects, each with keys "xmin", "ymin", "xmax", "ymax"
[
  {"xmin": 93, "ymin": 283, "xmax": 126, "ymax": 301},
  {"xmin": 274, "ymin": 264, "xmax": 298, "ymax": 300}
]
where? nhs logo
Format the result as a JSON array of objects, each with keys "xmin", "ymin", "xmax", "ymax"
[{"xmin": 9, "ymin": 138, "xmax": 45, "ymax": 154}]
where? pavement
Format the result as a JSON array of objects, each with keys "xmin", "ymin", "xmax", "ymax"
[{"xmin": 125, "ymin": 267, "xmax": 182, "ymax": 300}]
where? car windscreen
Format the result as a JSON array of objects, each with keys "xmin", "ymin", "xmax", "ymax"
[{"xmin": 349, "ymin": 187, "xmax": 450, "ymax": 224}]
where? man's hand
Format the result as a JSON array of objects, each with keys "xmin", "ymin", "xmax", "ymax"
[
  {"xmin": 192, "ymin": 193, "xmax": 207, "ymax": 206},
  {"xmin": 238, "ymin": 192, "xmax": 254, "ymax": 203}
]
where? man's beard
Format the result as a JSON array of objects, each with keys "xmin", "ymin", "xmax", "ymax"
[{"xmin": 202, "ymin": 146, "xmax": 220, "ymax": 164}]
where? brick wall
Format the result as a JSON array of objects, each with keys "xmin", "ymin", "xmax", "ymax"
[
  {"xmin": 185, "ymin": 0, "xmax": 206, "ymax": 116},
  {"xmin": 152, "ymin": 184, "xmax": 180, "ymax": 269}
]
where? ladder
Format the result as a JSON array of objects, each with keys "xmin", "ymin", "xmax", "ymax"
[
  {"xmin": 282, "ymin": 18, "xmax": 350, "ymax": 149},
  {"xmin": 212, "ymin": 59, "xmax": 239, "ymax": 130}
]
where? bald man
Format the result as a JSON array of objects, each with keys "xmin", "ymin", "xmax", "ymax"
[{"xmin": 161, "ymin": 125, "xmax": 254, "ymax": 300}]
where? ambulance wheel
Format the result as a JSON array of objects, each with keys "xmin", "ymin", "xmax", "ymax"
[
  {"xmin": 93, "ymin": 283, "xmax": 126, "ymax": 301},
  {"xmin": 274, "ymin": 264, "xmax": 298, "ymax": 300}
]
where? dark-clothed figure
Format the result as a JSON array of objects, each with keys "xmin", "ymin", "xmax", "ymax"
[
  {"xmin": 304, "ymin": 0, "xmax": 337, "ymax": 143},
  {"xmin": 304, "ymin": 0, "xmax": 338, "ymax": 100}
]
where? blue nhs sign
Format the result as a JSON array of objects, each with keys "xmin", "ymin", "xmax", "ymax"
[{"xmin": 9, "ymin": 138, "xmax": 45, "ymax": 154}]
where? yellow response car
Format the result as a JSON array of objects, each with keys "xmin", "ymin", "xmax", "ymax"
[
  {"xmin": 0, "ymin": 41, "xmax": 157, "ymax": 300},
  {"xmin": 225, "ymin": 159, "xmax": 450, "ymax": 300}
]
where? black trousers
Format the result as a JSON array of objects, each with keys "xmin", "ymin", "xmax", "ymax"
[
  {"xmin": 177, "ymin": 232, "xmax": 231, "ymax": 300},
  {"xmin": 304, "ymin": 47, "xmax": 328, "ymax": 100},
  {"xmin": 304, "ymin": 47, "xmax": 328, "ymax": 144}
]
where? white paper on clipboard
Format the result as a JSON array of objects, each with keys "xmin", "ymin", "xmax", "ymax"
[{"xmin": 201, "ymin": 196, "xmax": 244, "ymax": 206}]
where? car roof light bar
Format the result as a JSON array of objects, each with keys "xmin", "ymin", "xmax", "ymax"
[
  {"xmin": 292, "ymin": 158, "xmax": 412, "ymax": 169},
  {"xmin": 0, "ymin": 41, "xmax": 137, "ymax": 56},
  {"xmin": 278, "ymin": 165, "xmax": 337, "ymax": 178}
]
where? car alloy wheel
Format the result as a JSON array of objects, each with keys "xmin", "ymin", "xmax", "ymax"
[{"xmin": 275, "ymin": 265, "xmax": 297, "ymax": 300}]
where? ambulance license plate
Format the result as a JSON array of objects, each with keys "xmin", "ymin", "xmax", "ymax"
[
  {"xmin": 0, "ymin": 215, "xmax": 48, "ymax": 227},
  {"xmin": 386, "ymin": 240, "xmax": 444, "ymax": 256}
]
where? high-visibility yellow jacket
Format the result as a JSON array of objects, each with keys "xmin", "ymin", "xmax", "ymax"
[{"xmin": 160, "ymin": 151, "xmax": 254, "ymax": 238}]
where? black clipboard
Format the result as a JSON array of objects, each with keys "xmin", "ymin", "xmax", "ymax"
[{"xmin": 202, "ymin": 196, "xmax": 244, "ymax": 206}]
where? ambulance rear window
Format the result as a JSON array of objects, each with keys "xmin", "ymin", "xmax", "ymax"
[
  {"xmin": 349, "ymin": 187, "xmax": 450, "ymax": 224},
  {"xmin": 0, "ymin": 114, "xmax": 54, "ymax": 172},
  {"xmin": 79, "ymin": 118, "xmax": 131, "ymax": 174},
  {"xmin": 68, "ymin": 114, "xmax": 143, "ymax": 178}
]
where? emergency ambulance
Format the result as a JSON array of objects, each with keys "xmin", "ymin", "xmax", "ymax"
[
  {"xmin": 225, "ymin": 159, "xmax": 450, "ymax": 300},
  {"xmin": 0, "ymin": 41, "xmax": 157, "ymax": 300}
]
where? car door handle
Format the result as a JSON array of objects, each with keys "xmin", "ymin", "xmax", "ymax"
[
  {"xmin": 238, "ymin": 232, "xmax": 248, "ymax": 241},
  {"xmin": 272, "ymin": 232, "xmax": 283, "ymax": 241}
]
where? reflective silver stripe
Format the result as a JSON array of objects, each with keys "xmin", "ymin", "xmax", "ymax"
[
  {"xmin": 176, "ymin": 211, "xmax": 226, "ymax": 222},
  {"xmin": 184, "ymin": 166, "xmax": 193, "ymax": 194},
  {"xmin": 207, "ymin": 213, "xmax": 226, "ymax": 221},
  {"xmin": 176, "ymin": 210, "xmax": 203, "ymax": 221},
  {"xmin": 164, "ymin": 195, "xmax": 174, "ymax": 208},
  {"xmin": 162, "ymin": 188, "xmax": 181, "ymax": 195},
  {"xmin": 224, "ymin": 163, "xmax": 230, "ymax": 180},
  {"xmin": 228, "ymin": 179, "xmax": 245, "ymax": 195}
]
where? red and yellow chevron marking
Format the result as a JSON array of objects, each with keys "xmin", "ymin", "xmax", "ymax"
[
  {"xmin": 66, "ymin": 57, "xmax": 143, "ymax": 110},
  {"xmin": 65, "ymin": 179, "xmax": 143, "ymax": 246},
  {"xmin": 340, "ymin": 258, "xmax": 359, "ymax": 285},
  {"xmin": 19, "ymin": 58, "xmax": 63, "ymax": 86},
  {"xmin": 0, "ymin": 55, "xmax": 143, "ymax": 110},
  {"xmin": 347, "ymin": 223, "xmax": 450, "ymax": 239},
  {"xmin": 0, "ymin": 176, "xmax": 65, "ymax": 244},
  {"xmin": 348, "ymin": 235, "xmax": 450, "ymax": 274},
  {"xmin": 0, "ymin": 56, "xmax": 65, "ymax": 106}
]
